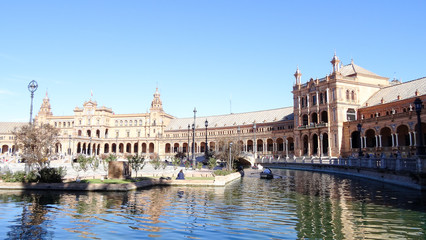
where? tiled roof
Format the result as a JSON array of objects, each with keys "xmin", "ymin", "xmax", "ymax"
[
  {"xmin": 0, "ymin": 122, "xmax": 27, "ymax": 134},
  {"xmin": 339, "ymin": 62, "xmax": 382, "ymax": 78},
  {"xmin": 166, "ymin": 107, "xmax": 294, "ymax": 131},
  {"xmin": 362, "ymin": 77, "xmax": 426, "ymax": 107}
]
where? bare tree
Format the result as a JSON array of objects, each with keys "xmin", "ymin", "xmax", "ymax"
[
  {"xmin": 213, "ymin": 137, "xmax": 243, "ymax": 171},
  {"xmin": 13, "ymin": 123, "xmax": 60, "ymax": 170}
]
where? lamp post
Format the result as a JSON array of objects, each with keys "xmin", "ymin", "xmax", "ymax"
[
  {"xmin": 68, "ymin": 135, "xmax": 71, "ymax": 155},
  {"xmin": 237, "ymin": 126, "xmax": 241, "ymax": 151},
  {"xmin": 187, "ymin": 124, "xmax": 190, "ymax": 156},
  {"xmin": 357, "ymin": 123, "xmax": 363, "ymax": 157},
  {"xmin": 415, "ymin": 98, "xmax": 424, "ymax": 155},
  {"xmin": 320, "ymin": 133, "xmax": 323, "ymax": 160},
  {"xmin": 89, "ymin": 137, "xmax": 92, "ymax": 156},
  {"xmin": 115, "ymin": 134, "xmax": 118, "ymax": 155},
  {"xmin": 229, "ymin": 142, "xmax": 233, "ymax": 171},
  {"xmin": 192, "ymin": 108, "xmax": 197, "ymax": 168},
  {"xmin": 205, "ymin": 119, "xmax": 208, "ymax": 158},
  {"xmin": 28, "ymin": 80, "xmax": 38, "ymax": 125},
  {"xmin": 253, "ymin": 123, "xmax": 257, "ymax": 158}
]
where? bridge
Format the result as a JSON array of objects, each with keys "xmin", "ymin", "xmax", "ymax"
[{"xmin": 256, "ymin": 156, "xmax": 426, "ymax": 191}]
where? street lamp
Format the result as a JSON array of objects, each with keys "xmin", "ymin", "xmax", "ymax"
[
  {"xmin": 68, "ymin": 135, "xmax": 71, "ymax": 155},
  {"xmin": 357, "ymin": 123, "xmax": 363, "ymax": 157},
  {"xmin": 320, "ymin": 133, "xmax": 323, "ymax": 159},
  {"xmin": 229, "ymin": 142, "xmax": 233, "ymax": 171},
  {"xmin": 192, "ymin": 107, "xmax": 197, "ymax": 168},
  {"xmin": 253, "ymin": 123, "xmax": 257, "ymax": 158},
  {"xmin": 414, "ymin": 98, "xmax": 424, "ymax": 155},
  {"xmin": 187, "ymin": 124, "xmax": 190, "ymax": 156},
  {"xmin": 192, "ymin": 123, "xmax": 195, "ymax": 168},
  {"xmin": 205, "ymin": 119, "xmax": 208, "ymax": 158},
  {"xmin": 28, "ymin": 80, "xmax": 38, "ymax": 125}
]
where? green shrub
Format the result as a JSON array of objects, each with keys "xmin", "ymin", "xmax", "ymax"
[
  {"xmin": 213, "ymin": 169, "xmax": 234, "ymax": 176},
  {"xmin": 196, "ymin": 162, "xmax": 203, "ymax": 170},
  {"xmin": 208, "ymin": 157, "xmax": 217, "ymax": 170},
  {"xmin": 37, "ymin": 167, "xmax": 66, "ymax": 183},
  {"xmin": 184, "ymin": 160, "xmax": 191, "ymax": 170},
  {"xmin": 172, "ymin": 157, "xmax": 181, "ymax": 170}
]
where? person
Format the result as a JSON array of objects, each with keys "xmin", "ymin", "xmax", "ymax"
[
  {"xmin": 176, "ymin": 169, "xmax": 185, "ymax": 180},
  {"xmin": 263, "ymin": 168, "xmax": 272, "ymax": 175}
]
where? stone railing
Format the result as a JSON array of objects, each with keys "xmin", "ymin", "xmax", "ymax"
[{"xmin": 258, "ymin": 156, "xmax": 423, "ymax": 173}]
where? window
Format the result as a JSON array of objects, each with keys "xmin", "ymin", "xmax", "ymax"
[
  {"xmin": 351, "ymin": 91, "xmax": 355, "ymax": 101},
  {"xmin": 129, "ymin": 120, "xmax": 132, "ymax": 126},
  {"xmin": 320, "ymin": 93, "xmax": 323, "ymax": 104},
  {"xmin": 346, "ymin": 108, "xmax": 356, "ymax": 121},
  {"xmin": 312, "ymin": 95, "xmax": 317, "ymax": 105},
  {"xmin": 346, "ymin": 90, "xmax": 350, "ymax": 100}
]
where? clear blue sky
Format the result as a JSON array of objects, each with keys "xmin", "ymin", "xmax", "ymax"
[{"xmin": 1, "ymin": 0, "xmax": 425, "ymax": 122}]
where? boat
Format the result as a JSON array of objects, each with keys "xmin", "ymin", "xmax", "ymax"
[{"xmin": 260, "ymin": 172, "xmax": 273, "ymax": 179}]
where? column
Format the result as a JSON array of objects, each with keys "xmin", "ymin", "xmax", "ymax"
[
  {"xmin": 379, "ymin": 135, "xmax": 382, "ymax": 147},
  {"xmin": 350, "ymin": 137, "xmax": 352, "ymax": 149},
  {"xmin": 391, "ymin": 134, "xmax": 395, "ymax": 147},
  {"xmin": 414, "ymin": 132, "xmax": 417, "ymax": 146},
  {"xmin": 409, "ymin": 132, "xmax": 413, "ymax": 146},
  {"xmin": 363, "ymin": 136, "xmax": 367, "ymax": 149},
  {"xmin": 395, "ymin": 133, "xmax": 399, "ymax": 147},
  {"xmin": 360, "ymin": 136, "xmax": 363, "ymax": 148},
  {"xmin": 375, "ymin": 135, "xmax": 378, "ymax": 148}
]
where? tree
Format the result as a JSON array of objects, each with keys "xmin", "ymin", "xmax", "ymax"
[
  {"xmin": 213, "ymin": 137, "xmax": 243, "ymax": 171},
  {"xmin": 13, "ymin": 123, "xmax": 60, "ymax": 170},
  {"xmin": 71, "ymin": 155, "xmax": 100, "ymax": 178},
  {"xmin": 127, "ymin": 154, "xmax": 145, "ymax": 177}
]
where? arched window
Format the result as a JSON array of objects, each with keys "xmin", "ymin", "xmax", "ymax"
[
  {"xmin": 346, "ymin": 90, "xmax": 350, "ymax": 100},
  {"xmin": 115, "ymin": 120, "xmax": 118, "ymax": 126},
  {"xmin": 120, "ymin": 120, "xmax": 123, "ymax": 126},
  {"xmin": 129, "ymin": 120, "xmax": 132, "ymax": 126},
  {"xmin": 347, "ymin": 108, "xmax": 356, "ymax": 121},
  {"xmin": 351, "ymin": 91, "xmax": 355, "ymax": 101}
]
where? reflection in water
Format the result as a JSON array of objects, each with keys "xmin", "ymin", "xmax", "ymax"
[{"xmin": 0, "ymin": 169, "xmax": 425, "ymax": 239}]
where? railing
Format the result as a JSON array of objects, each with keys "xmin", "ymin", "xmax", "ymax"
[
  {"xmin": 298, "ymin": 122, "xmax": 328, "ymax": 130},
  {"xmin": 256, "ymin": 156, "xmax": 423, "ymax": 173}
]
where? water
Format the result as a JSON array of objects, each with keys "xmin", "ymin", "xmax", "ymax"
[{"xmin": 0, "ymin": 169, "xmax": 425, "ymax": 239}]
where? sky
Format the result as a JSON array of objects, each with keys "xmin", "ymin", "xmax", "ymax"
[{"xmin": 1, "ymin": 0, "xmax": 425, "ymax": 122}]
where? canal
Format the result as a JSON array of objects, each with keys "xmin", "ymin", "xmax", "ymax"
[{"xmin": 0, "ymin": 169, "xmax": 425, "ymax": 239}]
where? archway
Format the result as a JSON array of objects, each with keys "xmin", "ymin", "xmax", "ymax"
[
  {"xmin": 380, "ymin": 127, "xmax": 392, "ymax": 147},
  {"xmin": 267, "ymin": 139, "xmax": 273, "ymax": 152},
  {"xmin": 257, "ymin": 139, "xmax": 263, "ymax": 152},
  {"xmin": 397, "ymin": 125, "xmax": 410, "ymax": 146},
  {"xmin": 247, "ymin": 140, "xmax": 253, "ymax": 152},
  {"xmin": 104, "ymin": 143, "xmax": 109, "ymax": 153},
  {"xmin": 303, "ymin": 135, "xmax": 308, "ymax": 155},
  {"xmin": 321, "ymin": 111, "xmax": 328, "ymax": 123},
  {"xmin": 126, "ymin": 143, "xmax": 131, "ymax": 153},
  {"xmin": 351, "ymin": 131, "xmax": 360, "ymax": 148},
  {"xmin": 112, "ymin": 143, "xmax": 117, "ymax": 153},
  {"xmin": 142, "ymin": 143, "xmax": 147, "ymax": 153},
  {"xmin": 277, "ymin": 138, "xmax": 283, "ymax": 152},
  {"xmin": 1, "ymin": 145, "xmax": 8, "ymax": 153},
  {"xmin": 302, "ymin": 114, "xmax": 308, "ymax": 125},
  {"xmin": 165, "ymin": 143, "xmax": 171, "ymax": 153},
  {"xmin": 134, "ymin": 143, "xmax": 138, "ymax": 153},
  {"xmin": 183, "ymin": 143, "xmax": 188, "ymax": 153},
  {"xmin": 365, "ymin": 129, "xmax": 376, "ymax": 147},
  {"xmin": 149, "ymin": 143, "xmax": 154, "ymax": 153},
  {"xmin": 322, "ymin": 133, "xmax": 328, "ymax": 155},
  {"xmin": 312, "ymin": 134, "xmax": 318, "ymax": 155},
  {"xmin": 174, "ymin": 143, "xmax": 179, "ymax": 153},
  {"xmin": 311, "ymin": 112, "xmax": 318, "ymax": 124},
  {"xmin": 119, "ymin": 143, "xmax": 124, "ymax": 153}
]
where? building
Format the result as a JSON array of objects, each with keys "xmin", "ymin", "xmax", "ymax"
[{"xmin": 1, "ymin": 54, "xmax": 425, "ymax": 163}]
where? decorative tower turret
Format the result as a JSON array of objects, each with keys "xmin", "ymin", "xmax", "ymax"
[
  {"xmin": 150, "ymin": 88, "xmax": 164, "ymax": 113},
  {"xmin": 34, "ymin": 91, "xmax": 53, "ymax": 124},
  {"xmin": 331, "ymin": 53, "xmax": 340, "ymax": 73},
  {"xmin": 294, "ymin": 66, "xmax": 302, "ymax": 85}
]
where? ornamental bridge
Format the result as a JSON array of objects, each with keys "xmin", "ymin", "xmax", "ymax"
[{"xmin": 256, "ymin": 156, "xmax": 426, "ymax": 191}]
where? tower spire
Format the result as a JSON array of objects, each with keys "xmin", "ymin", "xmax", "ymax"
[
  {"xmin": 150, "ymin": 87, "xmax": 163, "ymax": 112},
  {"xmin": 331, "ymin": 52, "xmax": 341, "ymax": 73},
  {"xmin": 294, "ymin": 66, "xmax": 302, "ymax": 85}
]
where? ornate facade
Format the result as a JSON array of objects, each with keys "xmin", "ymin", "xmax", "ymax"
[{"xmin": 1, "ymin": 54, "xmax": 425, "ymax": 162}]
